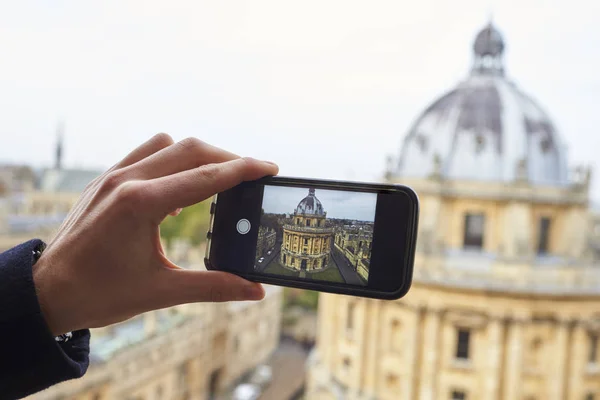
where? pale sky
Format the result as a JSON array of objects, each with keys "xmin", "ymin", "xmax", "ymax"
[
  {"xmin": 1, "ymin": 1, "xmax": 599, "ymax": 196},
  {"xmin": 262, "ymin": 185, "xmax": 376, "ymax": 221}
]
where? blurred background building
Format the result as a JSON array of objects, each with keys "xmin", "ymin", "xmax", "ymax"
[
  {"xmin": 0, "ymin": 132, "xmax": 285, "ymax": 400},
  {"xmin": 307, "ymin": 22, "xmax": 600, "ymax": 400},
  {"xmin": 0, "ymin": 127, "xmax": 102, "ymax": 252},
  {"xmin": 27, "ymin": 287, "xmax": 282, "ymax": 400}
]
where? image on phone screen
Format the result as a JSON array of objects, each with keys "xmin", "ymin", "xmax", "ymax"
[{"xmin": 254, "ymin": 185, "xmax": 376, "ymax": 286}]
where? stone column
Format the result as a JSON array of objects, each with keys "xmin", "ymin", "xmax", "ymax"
[
  {"xmin": 503, "ymin": 317, "xmax": 525, "ymax": 399},
  {"xmin": 559, "ymin": 207, "xmax": 587, "ymax": 258},
  {"xmin": 418, "ymin": 308, "xmax": 442, "ymax": 400},
  {"xmin": 362, "ymin": 299, "xmax": 381, "ymax": 398},
  {"xmin": 323, "ymin": 295, "xmax": 336, "ymax": 370},
  {"xmin": 502, "ymin": 202, "xmax": 532, "ymax": 259},
  {"xmin": 484, "ymin": 316, "xmax": 503, "ymax": 400},
  {"xmin": 347, "ymin": 300, "xmax": 364, "ymax": 398},
  {"xmin": 567, "ymin": 323, "xmax": 586, "ymax": 400},
  {"xmin": 310, "ymin": 293, "xmax": 335, "ymax": 398},
  {"xmin": 404, "ymin": 307, "xmax": 420, "ymax": 400},
  {"xmin": 549, "ymin": 318, "xmax": 570, "ymax": 400},
  {"xmin": 429, "ymin": 195, "xmax": 445, "ymax": 253}
]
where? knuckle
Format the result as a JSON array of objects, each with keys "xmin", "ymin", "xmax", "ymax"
[
  {"xmin": 114, "ymin": 181, "xmax": 146, "ymax": 211},
  {"xmin": 99, "ymin": 170, "xmax": 127, "ymax": 194},
  {"xmin": 83, "ymin": 177, "xmax": 99, "ymax": 193},
  {"xmin": 238, "ymin": 157, "xmax": 261, "ymax": 175},
  {"xmin": 196, "ymin": 163, "xmax": 222, "ymax": 183},
  {"xmin": 239, "ymin": 156, "xmax": 253, "ymax": 168},
  {"xmin": 152, "ymin": 132, "xmax": 174, "ymax": 147},
  {"xmin": 84, "ymin": 169, "xmax": 112, "ymax": 194},
  {"xmin": 177, "ymin": 137, "xmax": 205, "ymax": 155}
]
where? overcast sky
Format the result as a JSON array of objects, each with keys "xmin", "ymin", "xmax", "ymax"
[
  {"xmin": 262, "ymin": 186, "xmax": 376, "ymax": 221},
  {"xmin": 1, "ymin": 1, "xmax": 599, "ymax": 197}
]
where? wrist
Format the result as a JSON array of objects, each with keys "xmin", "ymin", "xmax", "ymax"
[{"xmin": 32, "ymin": 252, "xmax": 74, "ymax": 336}]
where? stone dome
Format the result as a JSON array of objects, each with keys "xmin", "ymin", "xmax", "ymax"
[
  {"xmin": 295, "ymin": 188, "xmax": 325, "ymax": 216},
  {"xmin": 396, "ymin": 23, "xmax": 569, "ymax": 186}
]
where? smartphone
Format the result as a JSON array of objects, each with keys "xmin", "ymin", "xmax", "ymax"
[{"xmin": 204, "ymin": 176, "xmax": 419, "ymax": 300}]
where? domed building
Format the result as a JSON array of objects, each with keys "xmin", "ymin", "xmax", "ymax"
[
  {"xmin": 280, "ymin": 188, "xmax": 333, "ymax": 272},
  {"xmin": 396, "ymin": 23, "xmax": 568, "ymax": 186},
  {"xmin": 307, "ymin": 23, "xmax": 600, "ymax": 400}
]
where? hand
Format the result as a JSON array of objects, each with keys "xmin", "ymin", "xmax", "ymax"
[{"xmin": 32, "ymin": 134, "xmax": 278, "ymax": 336}]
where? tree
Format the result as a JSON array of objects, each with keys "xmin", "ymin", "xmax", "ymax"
[{"xmin": 160, "ymin": 199, "xmax": 212, "ymax": 248}]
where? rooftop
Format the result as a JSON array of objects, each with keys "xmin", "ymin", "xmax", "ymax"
[{"xmin": 91, "ymin": 312, "xmax": 189, "ymax": 364}]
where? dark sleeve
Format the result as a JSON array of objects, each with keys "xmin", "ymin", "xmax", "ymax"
[{"xmin": 0, "ymin": 239, "xmax": 91, "ymax": 399}]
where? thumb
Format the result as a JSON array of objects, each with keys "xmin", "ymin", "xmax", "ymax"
[{"xmin": 159, "ymin": 269, "xmax": 265, "ymax": 305}]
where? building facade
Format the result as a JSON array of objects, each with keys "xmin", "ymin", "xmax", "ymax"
[
  {"xmin": 280, "ymin": 188, "xmax": 334, "ymax": 271},
  {"xmin": 28, "ymin": 284, "xmax": 282, "ymax": 400},
  {"xmin": 307, "ymin": 23, "xmax": 600, "ymax": 400},
  {"xmin": 334, "ymin": 226, "xmax": 373, "ymax": 281},
  {"xmin": 256, "ymin": 225, "xmax": 277, "ymax": 257}
]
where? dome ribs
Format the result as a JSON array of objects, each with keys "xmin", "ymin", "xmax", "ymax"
[
  {"xmin": 455, "ymin": 84, "xmax": 503, "ymax": 154},
  {"xmin": 295, "ymin": 188, "xmax": 326, "ymax": 216}
]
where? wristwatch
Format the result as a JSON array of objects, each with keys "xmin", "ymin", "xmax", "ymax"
[
  {"xmin": 55, "ymin": 332, "xmax": 73, "ymax": 343},
  {"xmin": 32, "ymin": 241, "xmax": 73, "ymax": 343}
]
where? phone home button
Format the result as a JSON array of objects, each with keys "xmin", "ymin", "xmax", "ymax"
[{"xmin": 236, "ymin": 219, "xmax": 251, "ymax": 235}]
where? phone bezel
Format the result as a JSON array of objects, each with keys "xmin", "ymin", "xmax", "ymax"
[{"xmin": 205, "ymin": 176, "xmax": 419, "ymax": 300}]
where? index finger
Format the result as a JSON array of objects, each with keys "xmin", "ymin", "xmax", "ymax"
[
  {"xmin": 145, "ymin": 157, "xmax": 278, "ymax": 216},
  {"xmin": 124, "ymin": 137, "xmax": 242, "ymax": 181}
]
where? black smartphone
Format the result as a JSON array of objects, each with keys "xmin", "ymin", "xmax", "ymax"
[{"xmin": 204, "ymin": 176, "xmax": 419, "ymax": 300}]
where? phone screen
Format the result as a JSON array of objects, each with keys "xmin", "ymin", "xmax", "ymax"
[
  {"xmin": 207, "ymin": 176, "xmax": 419, "ymax": 299},
  {"xmin": 254, "ymin": 185, "xmax": 376, "ymax": 286}
]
